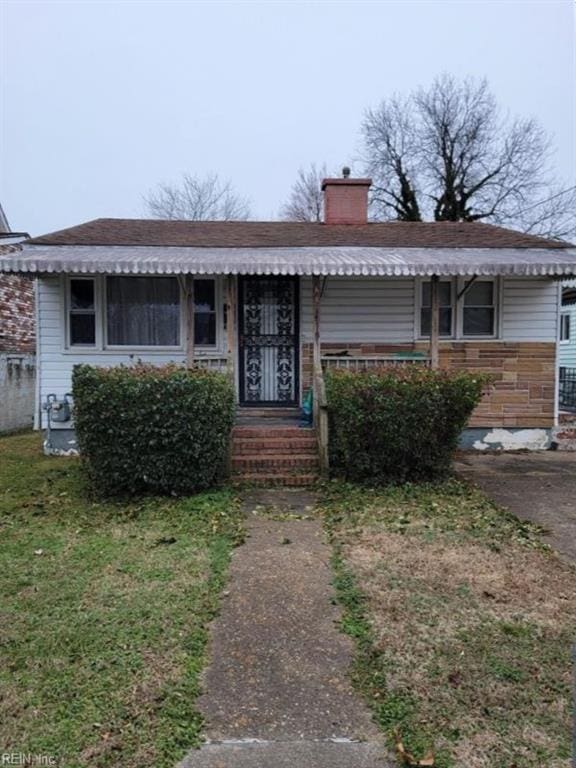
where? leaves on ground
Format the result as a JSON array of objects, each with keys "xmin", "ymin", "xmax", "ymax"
[
  {"xmin": 323, "ymin": 479, "xmax": 575, "ymax": 768},
  {"xmin": 0, "ymin": 432, "xmax": 243, "ymax": 768}
]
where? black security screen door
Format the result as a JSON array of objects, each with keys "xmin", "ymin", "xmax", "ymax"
[{"xmin": 238, "ymin": 276, "xmax": 299, "ymax": 406}]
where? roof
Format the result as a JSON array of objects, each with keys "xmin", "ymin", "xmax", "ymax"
[
  {"xmin": 27, "ymin": 218, "xmax": 571, "ymax": 249},
  {"xmin": 3, "ymin": 218, "xmax": 574, "ymax": 278},
  {"xmin": 4, "ymin": 244, "xmax": 576, "ymax": 278}
]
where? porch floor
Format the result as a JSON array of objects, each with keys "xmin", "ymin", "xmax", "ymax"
[{"xmin": 235, "ymin": 407, "xmax": 304, "ymax": 428}]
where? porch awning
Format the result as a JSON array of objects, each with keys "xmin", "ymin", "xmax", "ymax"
[{"xmin": 2, "ymin": 244, "xmax": 576, "ymax": 277}]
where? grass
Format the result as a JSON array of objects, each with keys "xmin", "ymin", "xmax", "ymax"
[
  {"xmin": 0, "ymin": 432, "xmax": 244, "ymax": 768},
  {"xmin": 321, "ymin": 479, "xmax": 575, "ymax": 768}
]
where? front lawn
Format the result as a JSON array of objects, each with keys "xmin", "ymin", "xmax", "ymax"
[
  {"xmin": 322, "ymin": 480, "xmax": 575, "ymax": 768},
  {"xmin": 0, "ymin": 432, "xmax": 243, "ymax": 768}
]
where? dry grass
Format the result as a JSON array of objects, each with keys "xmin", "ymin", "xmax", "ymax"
[{"xmin": 323, "ymin": 480, "xmax": 575, "ymax": 768}]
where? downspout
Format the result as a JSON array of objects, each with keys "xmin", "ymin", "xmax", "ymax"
[
  {"xmin": 33, "ymin": 277, "xmax": 41, "ymax": 430},
  {"xmin": 430, "ymin": 275, "xmax": 440, "ymax": 369},
  {"xmin": 554, "ymin": 280, "xmax": 561, "ymax": 428}
]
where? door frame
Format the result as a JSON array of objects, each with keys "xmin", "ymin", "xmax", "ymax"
[{"xmin": 237, "ymin": 275, "xmax": 300, "ymax": 407}]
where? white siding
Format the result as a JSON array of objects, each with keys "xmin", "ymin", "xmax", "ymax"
[
  {"xmin": 37, "ymin": 274, "xmax": 561, "ymax": 426},
  {"xmin": 302, "ymin": 276, "xmax": 558, "ymax": 344},
  {"xmin": 501, "ymin": 278, "xmax": 559, "ymax": 341},
  {"xmin": 301, "ymin": 277, "xmax": 415, "ymax": 342},
  {"xmin": 37, "ymin": 276, "xmax": 223, "ymax": 427},
  {"xmin": 559, "ymin": 303, "xmax": 576, "ymax": 369}
]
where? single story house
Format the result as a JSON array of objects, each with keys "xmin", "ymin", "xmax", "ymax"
[{"xmin": 2, "ymin": 174, "xmax": 576, "ymax": 471}]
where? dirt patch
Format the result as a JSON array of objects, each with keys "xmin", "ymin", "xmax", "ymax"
[
  {"xmin": 345, "ymin": 531, "xmax": 575, "ymax": 767},
  {"xmin": 324, "ymin": 480, "xmax": 575, "ymax": 768}
]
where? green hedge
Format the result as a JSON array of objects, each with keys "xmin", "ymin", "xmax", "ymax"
[
  {"xmin": 72, "ymin": 364, "xmax": 235, "ymax": 496},
  {"xmin": 325, "ymin": 366, "xmax": 487, "ymax": 483}
]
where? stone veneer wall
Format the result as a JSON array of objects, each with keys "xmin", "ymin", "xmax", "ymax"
[
  {"xmin": 0, "ymin": 275, "xmax": 36, "ymax": 432},
  {"xmin": 0, "ymin": 274, "xmax": 36, "ymax": 353},
  {"xmin": 302, "ymin": 341, "xmax": 556, "ymax": 429}
]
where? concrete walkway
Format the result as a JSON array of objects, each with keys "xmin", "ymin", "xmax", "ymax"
[
  {"xmin": 179, "ymin": 489, "xmax": 391, "ymax": 768},
  {"xmin": 456, "ymin": 451, "xmax": 576, "ymax": 564}
]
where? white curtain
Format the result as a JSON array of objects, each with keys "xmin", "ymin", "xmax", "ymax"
[{"xmin": 107, "ymin": 277, "xmax": 180, "ymax": 346}]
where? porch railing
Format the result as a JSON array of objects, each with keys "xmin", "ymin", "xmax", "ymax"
[
  {"xmin": 559, "ymin": 367, "xmax": 576, "ymax": 411},
  {"xmin": 321, "ymin": 354, "xmax": 430, "ymax": 372},
  {"xmin": 192, "ymin": 356, "xmax": 230, "ymax": 373},
  {"xmin": 313, "ymin": 364, "xmax": 330, "ymax": 476}
]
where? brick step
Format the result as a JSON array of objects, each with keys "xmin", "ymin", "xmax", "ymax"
[
  {"xmin": 236, "ymin": 408, "xmax": 299, "ymax": 418},
  {"xmin": 232, "ymin": 473, "xmax": 319, "ymax": 487},
  {"xmin": 232, "ymin": 454, "xmax": 319, "ymax": 473},
  {"xmin": 233, "ymin": 437, "xmax": 318, "ymax": 454},
  {"xmin": 233, "ymin": 427, "xmax": 314, "ymax": 439}
]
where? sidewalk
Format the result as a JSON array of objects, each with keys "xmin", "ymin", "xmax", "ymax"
[{"xmin": 179, "ymin": 489, "xmax": 391, "ymax": 768}]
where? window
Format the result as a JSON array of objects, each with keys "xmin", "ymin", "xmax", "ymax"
[
  {"xmin": 194, "ymin": 279, "xmax": 217, "ymax": 346},
  {"xmin": 463, "ymin": 281, "xmax": 495, "ymax": 336},
  {"xmin": 560, "ymin": 313, "xmax": 571, "ymax": 343},
  {"xmin": 106, "ymin": 277, "xmax": 180, "ymax": 346},
  {"xmin": 420, "ymin": 281, "xmax": 453, "ymax": 337},
  {"xmin": 69, "ymin": 278, "xmax": 96, "ymax": 346}
]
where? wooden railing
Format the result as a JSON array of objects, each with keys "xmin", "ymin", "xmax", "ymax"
[
  {"xmin": 313, "ymin": 364, "xmax": 330, "ymax": 476},
  {"xmin": 192, "ymin": 356, "xmax": 230, "ymax": 372},
  {"xmin": 321, "ymin": 354, "xmax": 430, "ymax": 372}
]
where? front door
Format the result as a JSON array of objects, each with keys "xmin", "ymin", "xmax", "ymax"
[{"xmin": 238, "ymin": 276, "xmax": 299, "ymax": 406}]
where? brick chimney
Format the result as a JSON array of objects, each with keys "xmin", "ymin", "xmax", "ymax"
[{"xmin": 322, "ymin": 167, "xmax": 371, "ymax": 225}]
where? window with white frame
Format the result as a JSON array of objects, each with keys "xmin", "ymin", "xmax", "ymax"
[
  {"xmin": 560, "ymin": 313, "xmax": 571, "ymax": 343},
  {"xmin": 69, "ymin": 278, "xmax": 96, "ymax": 346},
  {"xmin": 419, "ymin": 278, "xmax": 497, "ymax": 338},
  {"xmin": 420, "ymin": 280, "xmax": 453, "ymax": 337},
  {"xmin": 106, "ymin": 277, "xmax": 181, "ymax": 347},
  {"xmin": 462, "ymin": 280, "xmax": 496, "ymax": 336},
  {"xmin": 194, "ymin": 279, "xmax": 217, "ymax": 346}
]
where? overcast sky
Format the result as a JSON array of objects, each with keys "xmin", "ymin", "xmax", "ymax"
[{"xmin": 1, "ymin": 0, "xmax": 574, "ymax": 236}]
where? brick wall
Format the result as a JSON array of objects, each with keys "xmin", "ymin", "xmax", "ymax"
[
  {"xmin": 303, "ymin": 341, "xmax": 556, "ymax": 428},
  {"xmin": 0, "ymin": 274, "xmax": 36, "ymax": 353}
]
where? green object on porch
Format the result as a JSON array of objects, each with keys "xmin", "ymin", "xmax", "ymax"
[
  {"xmin": 302, "ymin": 388, "xmax": 313, "ymax": 425},
  {"xmin": 390, "ymin": 350, "xmax": 428, "ymax": 359}
]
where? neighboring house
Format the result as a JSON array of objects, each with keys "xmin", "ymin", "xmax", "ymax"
[
  {"xmin": 559, "ymin": 280, "xmax": 576, "ymax": 412},
  {"xmin": 1, "ymin": 174, "xmax": 576, "ymax": 463},
  {"xmin": 0, "ymin": 205, "xmax": 35, "ymax": 433}
]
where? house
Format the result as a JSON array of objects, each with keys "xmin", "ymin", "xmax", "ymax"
[
  {"xmin": 0, "ymin": 204, "xmax": 35, "ymax": 433},
  {"xmin": 559, "ymin": 280, "xmax": 576, "ymax": 412},
  {"xmin": 1, "ymin": 174, "xmax": 576, "ymax": 476}
]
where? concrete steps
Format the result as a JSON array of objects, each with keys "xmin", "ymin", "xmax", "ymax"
[{"xmin": 232, "ymin": 412, "xmax": 319, "ymax": 486}]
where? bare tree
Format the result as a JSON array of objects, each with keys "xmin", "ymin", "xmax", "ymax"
[
  {"xmin": 362, "ymin": 74, "xmax": 575, "ymax": 240},
  {"xmin": 281, "ymin": 164, "xmax": 328, "ymax": 222},
  {"xmin": 144, "ymin": 173, "xmax": 251, "ymax": 221},
  {"xmin": 507, "ymin": 185, "xmax": 576, "ymax": 241}
]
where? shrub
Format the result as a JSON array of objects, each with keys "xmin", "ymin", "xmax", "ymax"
[
  {"xmin": 325, "ymin": 366, "xmax": 487, "ymax": 483},
  {"xmin": 72, "ymin": 364, "xmax": 235, "ymax": 496}
]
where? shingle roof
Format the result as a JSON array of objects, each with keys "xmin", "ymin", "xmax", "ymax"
[{"xmin": 27, "ymin": 218, "xmax": 572, "ymax": 249}]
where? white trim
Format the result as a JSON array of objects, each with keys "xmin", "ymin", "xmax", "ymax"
[
  {"xmin": 416, "ymin": 277, "xmax": 500, "ymax": 341},
  {"xmin": 65, "ymin": 274, "xmax": 100, "ymax": 350},
  {"xmin": 458, "ymin": 276, "xmax": 499, "ymax": 340},
  {"xmin": 60, "ymin": 273, "xmax": 227, "ymax": 355},
  {"xmin": 33, "ymin": 278, "xmax": 41, "ymax": 430},
  {"xmin": 102, "ymin": 274, "xmax": 184, "ymax": 352},
  {"xmin": 554, "ymin": 282, "xmax": 561, "ymax": 427},
  {"xmin": 559, "ymin": 312, "xmax": 571, "ymax": 344}
]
